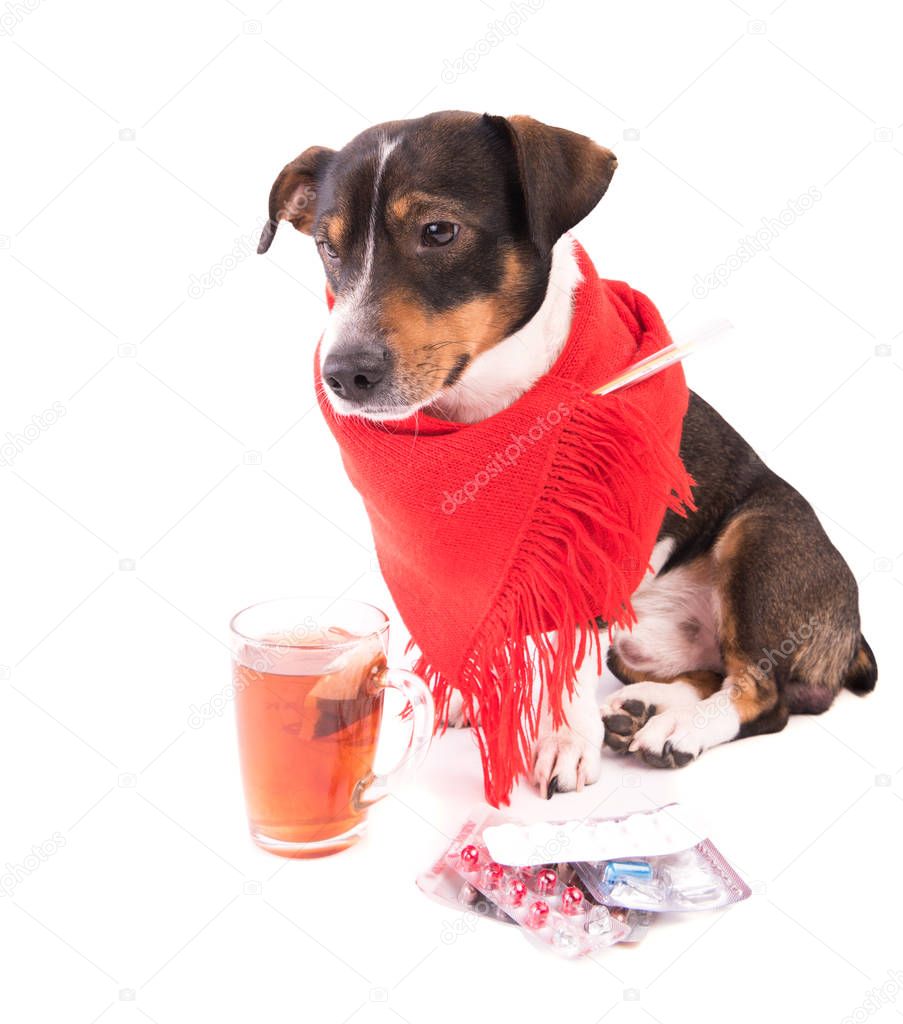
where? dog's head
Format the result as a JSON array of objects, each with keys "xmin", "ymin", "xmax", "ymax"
[{"xmin": 258, "ymin": 111, "xmax": 616, "ymax": 419}]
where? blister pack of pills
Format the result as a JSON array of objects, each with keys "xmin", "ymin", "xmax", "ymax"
[
  {"xmin": 442, "ymin": 815, "xmax": 641, "ymax": 957},
  {"xmin": 574, "ymin": 842, "xmax": 751, "ymax": 912},
  {"xmin": 419, "ymin": 805, "xmax": 747, "ymax": 957},
  {"xmin": 417, "ymin": 854, "xmax": 516, "ymax": 925}
]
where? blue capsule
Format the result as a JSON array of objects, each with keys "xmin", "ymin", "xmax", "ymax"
[{"xmin": 602, "ymin": 859, "xmax": 654, "ymax": 885}]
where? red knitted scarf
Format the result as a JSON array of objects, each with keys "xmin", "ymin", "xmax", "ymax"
[{"xmin": 316, "ymin": 242, "xmax": 694, "ymax": 805}]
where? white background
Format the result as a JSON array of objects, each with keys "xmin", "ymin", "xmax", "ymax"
[{"xmin": 1, "ymin": 1, "xmax": 902, "ymax": 1022}]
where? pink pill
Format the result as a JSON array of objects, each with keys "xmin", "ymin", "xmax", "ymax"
[
  {"xmin": 535, "ymin": 868, "xmax": 558, "ymax": 895},
  {"xmin": 561, "ymin": 886, "xmax": 584, "ymax": 915},
  {"xmin": 507, "ymin": 878, "xmax": 527, "ymax": 905},
  {"xmin": 482, "ymin": 861, "xmax": 504, "ymax": 889},
  {"xmin": 459, "ymin": 845, "xmax": 480, "ymax": 871},
  {"xmin": 526, "ymin": 900, "xmax": 550, "ymax": 928}
]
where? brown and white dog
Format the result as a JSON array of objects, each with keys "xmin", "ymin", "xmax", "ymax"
[{"xmin": 258, "ymin": 110, "xmax": 877, "ymax": 798}]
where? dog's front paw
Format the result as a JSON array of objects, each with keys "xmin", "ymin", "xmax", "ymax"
[
  {"xmin": 629, "ymin": 708, "xmax": 699, "ymax": 769},
  {"xmin": 531, "ymin": 719, "xmax": 603, "ymax": 798},
  {"xmin": 444, "ymin": 690, "xmax": 473, "ymax": 729}
]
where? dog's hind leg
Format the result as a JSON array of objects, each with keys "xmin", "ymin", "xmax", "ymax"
[
  {"xmin": 620, "ymin": 661, "xmax": 790, "ymax": 768},
  {"xmin": 601, "ymin": 671, "xmax": 723, "ymax": 756},
  {"xmin": 612, "ymin": 500, "xmax": 851, "ymax": 767}
]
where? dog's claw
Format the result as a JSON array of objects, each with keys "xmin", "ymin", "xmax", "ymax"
[
  {"xmin": 639, "ymin": 738, "xmax": 695, "ymax": 769},
  {"xmin": 532, "ymin": 724, "xmax": 602, "ymax": 797}
]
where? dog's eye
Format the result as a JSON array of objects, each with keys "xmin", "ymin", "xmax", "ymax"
[
  {"xmin": 421, "ymin": 222, "xmax": 459, "ymax": 247},
  {"xmin": 318, "ymin": 239, "xmax": 339, "ymax": 260}
]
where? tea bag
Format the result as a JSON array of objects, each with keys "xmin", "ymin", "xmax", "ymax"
[{"xmin": 308, "ymin": 630, "xmax": 386, "ymax": 738}]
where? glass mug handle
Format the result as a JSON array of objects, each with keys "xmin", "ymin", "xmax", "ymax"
[{"xmin": 352, "ymin": 666, "xmax": 434, "ymax": 811}]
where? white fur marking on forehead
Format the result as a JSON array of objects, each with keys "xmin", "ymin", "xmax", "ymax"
[
  {"xmin": 320, "ymin": 134, "xmax": 398, "ymax": 363},
  {"xmin": 360, "ymin": 134, "xmax": 398, "ymax": 299}
]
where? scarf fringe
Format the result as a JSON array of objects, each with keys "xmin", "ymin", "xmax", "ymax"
[{"xmin": 409, "ymin": 391, "xmax": 695, "ymax": 806}]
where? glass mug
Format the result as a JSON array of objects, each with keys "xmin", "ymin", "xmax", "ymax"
[{"xmin": 229, "ymin": 597, "xmax": 434, "ymax": 858}]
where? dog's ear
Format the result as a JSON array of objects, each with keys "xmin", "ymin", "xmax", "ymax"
[
  {"xmin": 485, "ymin": 114, "xmax": 617, "ymax": 254},
  {"xmin": 257, "ymin": 146, "xmax": 335, "ymax": 254}
]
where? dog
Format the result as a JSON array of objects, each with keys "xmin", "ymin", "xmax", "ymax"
[{"xmin": 258, "ymin": 110, "xmax": 877, "ymax": 797}]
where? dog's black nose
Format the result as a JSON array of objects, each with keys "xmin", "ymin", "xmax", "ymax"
[{"xmin": 322, "ymin": 349, "xmax": 387, "ymax": 400}]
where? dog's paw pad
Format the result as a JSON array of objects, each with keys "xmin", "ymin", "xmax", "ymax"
[
  {"xmin": 620, "ymin": 699, "xmax": 647, "ymax": 716},
  {"xmin": 602, "ymin": 701, "xmax": 655, "ymax": 754}
]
